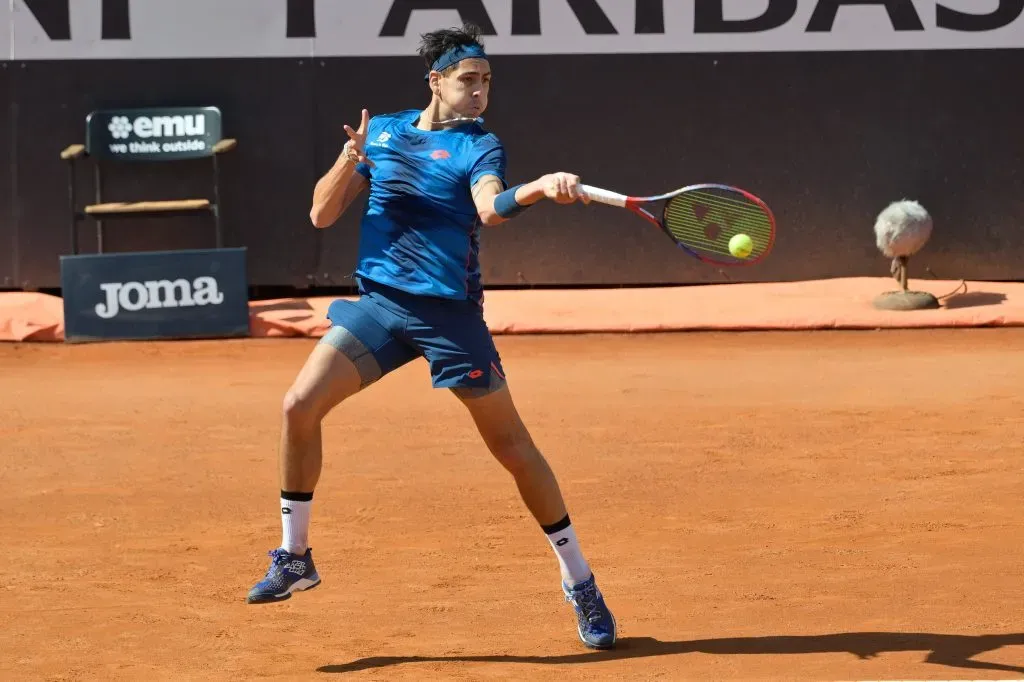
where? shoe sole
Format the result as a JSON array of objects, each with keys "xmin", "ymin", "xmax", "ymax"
[{"xmin": 247, "ymin": 576, "xmax": 321, "ymax": 604}]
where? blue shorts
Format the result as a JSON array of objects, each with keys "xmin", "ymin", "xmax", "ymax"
[{"xmin": 322, "ymin": 277, "xmax": 506, "ymax": 393}]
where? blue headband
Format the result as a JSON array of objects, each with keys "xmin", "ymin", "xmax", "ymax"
[{"xmin": 425, "ymin": 43, "xmax": 488, "ymax": 80}]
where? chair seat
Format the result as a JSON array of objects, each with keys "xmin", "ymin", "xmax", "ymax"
[{"xmin": 84, "ymin": 199, "xmax": 211, "ymax": 215}]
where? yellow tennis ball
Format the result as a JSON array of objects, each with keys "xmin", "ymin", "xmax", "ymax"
[{"xmin": 729, "ymin": 233, "xmax": 754, "ymax": 258}]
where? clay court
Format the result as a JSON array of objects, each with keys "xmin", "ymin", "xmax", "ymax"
[{"xmin": 3, "ymin": 324, "xmax": 1024, "ymax": 681}]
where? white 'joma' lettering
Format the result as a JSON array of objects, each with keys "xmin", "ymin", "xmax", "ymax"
[{"xmin": 95, "ymin": 277, "xmax": 224, "ymax": 319}]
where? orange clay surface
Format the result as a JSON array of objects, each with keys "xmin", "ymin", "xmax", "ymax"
[{"xmin": 2, "ymin": 330, "xmax": 1023, "ymax": 681}]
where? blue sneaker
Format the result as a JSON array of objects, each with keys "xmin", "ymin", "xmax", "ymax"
[
  {"xmin": 246, "ymin": 548, "xmax": 321, "ymax": 604},
  {"xmin": 563, "ymin": 574, "xmax": 617, "ymax": 649}
]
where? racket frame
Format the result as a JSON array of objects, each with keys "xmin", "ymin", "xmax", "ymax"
[{"xmin": 580, "ymin": 183, "xmax": 776, "ymax": 267}]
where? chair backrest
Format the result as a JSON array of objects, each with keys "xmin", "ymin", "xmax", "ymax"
[{"xmin": 85, "ymin": 106, "xmax": 223, "ymax": 162}]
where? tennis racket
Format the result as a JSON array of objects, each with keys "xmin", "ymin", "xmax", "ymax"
[{"xmin": 580, "ymin": 183, "xmax": 776, "ymax": 267}]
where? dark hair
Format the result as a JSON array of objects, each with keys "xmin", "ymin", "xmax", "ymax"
[{"xmin": 418, "ymin": 23, "xmax": 485, "ymax": 73}]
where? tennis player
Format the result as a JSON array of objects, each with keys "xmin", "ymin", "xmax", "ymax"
[{"xmin": 245, "ymin": 23, "xmax": 616, "ymax": 650}]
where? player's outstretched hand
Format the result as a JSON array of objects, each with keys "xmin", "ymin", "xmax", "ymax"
[
  {"xmin": 542, "ymin": 172, "xmax": 591, "ymax": 205},
  {"xmin": 341, "ymin": 109, "xmax": 374, "ymax": 167}
]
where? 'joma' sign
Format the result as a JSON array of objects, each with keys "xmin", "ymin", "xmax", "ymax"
[
  {"xmin": 95, "ymin": 277, "xmax": 225, "ymax": 319},
  {"xmin": 6, "ymin": 1, "xmax": 1023, "ymax": 59},
  {"xmin": 59, "ymin": 247, "xmax": 250, "ymax": 343}
]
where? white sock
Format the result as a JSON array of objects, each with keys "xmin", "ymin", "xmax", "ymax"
[
  {"xmin": 543, "ymin": 515, "xmax": 592, "ymax": 586},
  {"xmin": 280, "ymin": 493, "xmax": 312, "ymax": 555}
]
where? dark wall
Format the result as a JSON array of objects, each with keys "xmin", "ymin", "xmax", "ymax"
[
  {"xmin": 1, "ymin": 63, "xmax": 13, "ymax": 288},
  {"xmin": 10, "ymin": 58, "xmax": 318, "ymax": 290},
  {"xmin": 5, "ymin": 49, "xmax": 1024, "ymax": 290}
]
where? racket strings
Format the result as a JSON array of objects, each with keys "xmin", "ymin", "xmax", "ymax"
[
  {"xmin": 664, "ymin": 190, "xmax": 773, "ymax": 260},
  {"xmin": 666, "ymin": 205, "xmax": 772, "ymax": 251}
]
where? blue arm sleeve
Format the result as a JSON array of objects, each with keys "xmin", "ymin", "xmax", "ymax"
[{"xmin": 469, "ymin": 138, "xmax": 507, "ymax": 189}]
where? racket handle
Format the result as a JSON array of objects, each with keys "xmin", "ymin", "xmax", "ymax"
[{"xmin": 580, "ymin": 184, "xmax": 628, "ymax": 207}]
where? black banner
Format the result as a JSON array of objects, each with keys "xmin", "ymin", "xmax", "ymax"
[
  {"xmin": 59, "ymin": 247, "xmax": 250, "ymax": 342},
  {"xmin": 85, "ymin": 107, "xmax": 223, "ymax": 161}
]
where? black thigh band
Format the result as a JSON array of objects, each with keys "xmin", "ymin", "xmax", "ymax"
[{"xmin": 318, "ymin": 325, "xmax": 383, "ymax": 388}]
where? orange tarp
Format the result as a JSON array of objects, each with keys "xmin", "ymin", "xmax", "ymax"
[{"xmin": 3, "ymin": 277, "xmax": 1023, "ymax": 343}]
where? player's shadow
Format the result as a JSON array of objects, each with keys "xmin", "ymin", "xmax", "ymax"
[
  {"xmin": 247, "ymin": 298, "xmax": 320, "ymax": 325},
  {"xmin": 248, "ymin": 299, "xmax": 314, "ymax": 314},
  {"xmin": 317, "ymin": 632, "xmax": 1024, "ymax": 675}
]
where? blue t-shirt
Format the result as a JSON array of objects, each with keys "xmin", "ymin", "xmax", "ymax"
[{"xmin": 352, "ymin": 109, "xmax": 507, "ymax": 303}]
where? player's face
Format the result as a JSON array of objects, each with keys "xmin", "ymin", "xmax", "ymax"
[{"xmin": 438, "ymin": 58, "xmax": 491, "ymax": 117}]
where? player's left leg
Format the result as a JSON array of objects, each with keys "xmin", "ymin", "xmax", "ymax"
[
  {"xmin": 456, "ymin": 382, "xmax": 568, "ymax": 525},
  {"xmin": 454, "ymin": 382, "xmax": 617, "ymax": 650},
  {"xmin": 405, "ymin": 299, "xmax": 616, "ymax": 649}
]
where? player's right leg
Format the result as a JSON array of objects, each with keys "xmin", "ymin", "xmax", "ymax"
[{"xmin": 247, "ymin": 297, "xmax": 417, "ymax": 604}]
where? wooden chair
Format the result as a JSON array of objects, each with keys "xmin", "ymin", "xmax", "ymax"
[{"xmin": 60, "ymin": 106, "xmax": 237, "ymax": 254}]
